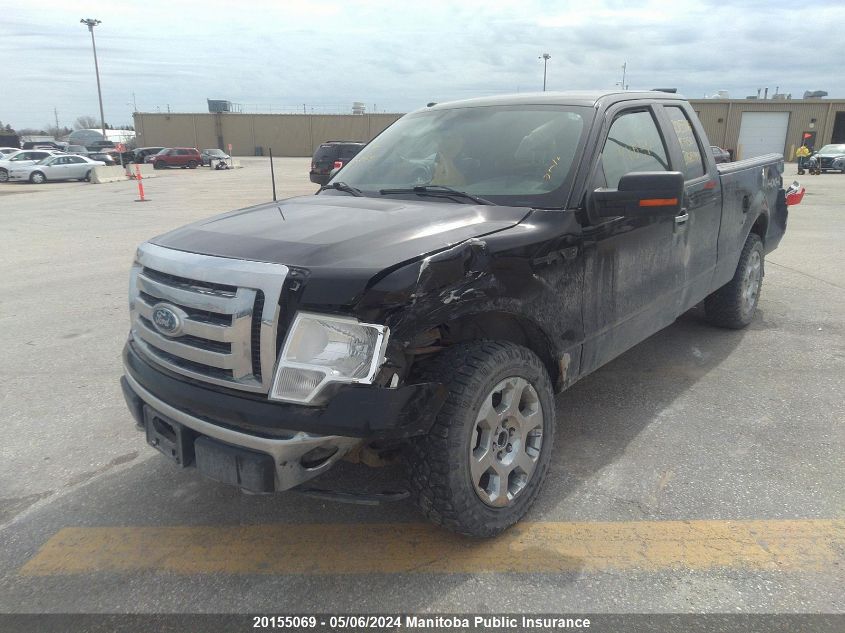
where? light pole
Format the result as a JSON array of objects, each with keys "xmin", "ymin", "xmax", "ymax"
[
  {"xmin": 80, "ymin": 18, "xmax": 107, "ymax": 140},
  {"xmin": 539, "ymin": 53, "xmax": 551, "ymax": 91}
]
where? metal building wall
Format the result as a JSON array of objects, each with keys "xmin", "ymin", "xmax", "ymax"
[
  {"xmin": 134, "ymin": 112, "xmax": 403, "ymax": 156},
  {"xmin": 134, "ymin": 101, "xmax": 845, "ymax": 159},
  {"xmin": 689, "ymin": 99, "xmax": 845, "ymax": 160}
]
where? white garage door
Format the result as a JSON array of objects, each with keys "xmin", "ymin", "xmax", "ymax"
[{"xmin": 737, "ymin": 112, "xmax": 789, "ymax": 160}]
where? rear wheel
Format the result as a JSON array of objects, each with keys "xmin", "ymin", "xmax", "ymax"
[
  {"xmin": 0, "ymin": 168, "xmax": 8, "ymax": 182},
  {"xmin": 30, "ymin": 171, "xmax": 46, "ymax": 184},
  {"xmin": 187, "ymin": 160, "xmax": 198, "ymax": 169},
  {"xmin": 704, "ymin": 233, "xmax": 764, "ymax": 329},
  {"xmin": 405, "ymin": 341, "xmax": 556, "ymax": 537}
]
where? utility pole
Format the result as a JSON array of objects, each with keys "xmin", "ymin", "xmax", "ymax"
[
  {"xmin": 80, "ymin": 18, "xmax": 106, "ymax": 139},
  {"xmin": 53, "ymin": 107, "xmax": 60, "ymax": 135},
  {"xmin": 539, "ymin": 53, "xmax": 551, "ymax": 91},
  {"xmin": 617, "ymin": 62, "xmax": 627, "ymax": 90}
]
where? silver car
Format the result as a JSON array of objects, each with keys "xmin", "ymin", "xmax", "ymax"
[
  {"xmin": 0, "ymin": 149, "xmax": 64, "ymax": 182},
  {"xmin": 810, "ymin": 144, "xmax": 845, "ymax": 173},
  {"xmin": 7, "ymin": 154, "xmax": 105, "ymax": 183}
]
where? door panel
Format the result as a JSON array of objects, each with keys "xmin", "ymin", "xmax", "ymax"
[
  {"xmin": 581, "ymin": 106, "xmax": 685, "ymax": 374},
  {"xmin": 659, "ymin": 104, "xmax": 722, "ymax": 310},
  {"xmin": 67, "ymin": 158, "xmax": 87, "ymax": 178}
]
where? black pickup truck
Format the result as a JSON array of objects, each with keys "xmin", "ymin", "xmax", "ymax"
[{"xmin": 121, "ymin": 91, "xmax": 799, "ymax": 536}]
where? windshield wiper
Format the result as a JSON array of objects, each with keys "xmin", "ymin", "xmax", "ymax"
[
  {"xmin": 319, "ymin": 181, "xmax": 363, "ymax": 197},
  {"xmin": 379, "ymin": 185, "xmax": 494, "ymax": 205}
]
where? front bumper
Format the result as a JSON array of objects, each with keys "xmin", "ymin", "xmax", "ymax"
[
  {"xmin": 122, "ymin": 371, "xmax": 360, "ymax": 491},
  {"xmin": 121, "ymin": 342, "xmax": 447, "ymax": 490}
]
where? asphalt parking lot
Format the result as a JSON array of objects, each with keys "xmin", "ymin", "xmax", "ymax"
[{"xmin": 0, "ymin": 159, "xmax": 842, "ymax": 617}]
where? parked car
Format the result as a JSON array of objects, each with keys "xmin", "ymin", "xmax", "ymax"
[
  {"xmin": 0, "ymin": 147, "xmax": 20, "ymax": 157},
  {"xmin": 710, "ymin": 145, "xmax": 731, "ymax": 164},
  {"xmin": 65, "ymin": 144, "xmax": 89, "ymax": 156},
  {"xmin": 133, "ymin": 147, "xmax": 165, "ymax": 163},
  {"xmin": 7, "ymin": 154, "xmax": 105, "ymax": 183},
  {"xmin": 201, "ymin": 148, "xmax": 230, "ymax": 166},
  {"xmin": 21, "ymin": 141, "xmax": 61, "ymax": 150},
  {"xmin": 120, "ymin": 90, "xmax": 801, "ymax": 537},
  {"xmin": 88, "ymin": 152, "xmax": 117, "ymax": 166},
  {"xmin": 0, "ymin": 149, "xmax": 64, "ymax": 182},
  {"xmin": 309, "ymin": 141, "xmax": 366, "ymax": 184},
  {"xmin": 87, "ymin": 140, "xmax": 115, "ymax": 151},
  {"xmin": 808, "ymin": 144, "xmax": 845, "ymax": 173},
  {"xmin": 147, "ymin": 147, "xmax": 202, "ymax": 169}
]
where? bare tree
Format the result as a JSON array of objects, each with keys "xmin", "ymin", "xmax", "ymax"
[
  {"xmin": 45, "ymin": 125, "xmax": 72, "ymax": 139},
  {"xmin": 74, "ymin": 115, "xmax": 101, "ymax": 130}
]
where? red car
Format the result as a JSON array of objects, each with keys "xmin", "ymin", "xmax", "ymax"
[{"xmin": 147, "ymin": 147, "xmax": 202, "ymax": 169}]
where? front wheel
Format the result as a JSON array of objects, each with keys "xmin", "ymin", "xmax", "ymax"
[
  {"xmin": 30, "ymin": 171, "xmax": 46, "ymax": 184},
  {"xmin": 704, "ymin": 233, "xmax": 764, "ymax": 329},
  {"xmin": 154, "ymin": 161, "xmax": 165, "ymax": 170},
  {"xmin": 405, "ymin": 341, "xmax": 556, "ymax": 537},
  {"xmin": 83, "ymin": 170, "xmax": 92, "ymax": 182}
]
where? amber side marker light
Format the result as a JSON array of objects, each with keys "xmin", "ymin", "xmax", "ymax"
[{"xmin": 639, "ymin": 198, "xmax": 679, "ymax": 207}]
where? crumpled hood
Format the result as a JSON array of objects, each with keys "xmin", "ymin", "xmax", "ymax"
[{"xmin": 151, "ymin": 194, "xmax": 531, "ymax": 273}]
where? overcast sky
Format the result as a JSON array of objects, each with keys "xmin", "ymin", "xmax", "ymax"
[{"xmin": 2, "ymin": 0, "xmax": 843, "ymax": 130}]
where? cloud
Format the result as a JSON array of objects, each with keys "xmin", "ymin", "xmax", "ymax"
[{"xmin": 1, "ymin": 0, "xmax": 843, "ymax": 128}]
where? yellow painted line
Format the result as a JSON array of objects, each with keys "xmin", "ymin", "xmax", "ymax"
[{"xmin": 19, "ymin": 519, "xmax": 844, "ymax": 576}]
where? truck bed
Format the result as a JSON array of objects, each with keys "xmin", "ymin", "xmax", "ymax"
[{"xmin": 711, "ymin": 153, "xmax": 786, "ymax": 290}]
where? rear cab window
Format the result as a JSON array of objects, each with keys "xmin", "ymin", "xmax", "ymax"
[{"xmin": 664, "ymin": 106, "xmax": 706, "ymax": 180}]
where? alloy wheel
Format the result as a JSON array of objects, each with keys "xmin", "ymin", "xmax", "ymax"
[{"xmin": 470, "ymin": 377, "xmax": 544, "ymax": 507}]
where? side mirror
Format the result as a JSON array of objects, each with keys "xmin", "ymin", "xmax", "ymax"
[{"xmin": 591, "ymin": 171, "xmax": 684, "ymax": 219}]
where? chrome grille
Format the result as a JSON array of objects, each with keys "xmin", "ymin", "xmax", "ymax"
[{"xmin": 129, "ymin": 242, "xmax": 288, "ymax": 393}]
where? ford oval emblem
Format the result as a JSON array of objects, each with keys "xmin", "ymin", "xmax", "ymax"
[{"xmin": 151, "ymin": 303, "xmax": 182, "ymax": 337}]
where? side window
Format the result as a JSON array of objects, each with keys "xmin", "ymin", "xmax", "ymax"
[
  {"xmin": 52, "ymin": 157, "xmax": 66, "ymax": 165},
  {"xmin": 68, "ymin": 156, "xmax": 84, "ymax": 164},
  {"xmin": 665, "ymin": 106, "xmax": 705, "ymax": 180},
  {"xmin": 601, "ymin": 110, "xmax": 670, "ymax": 189}
]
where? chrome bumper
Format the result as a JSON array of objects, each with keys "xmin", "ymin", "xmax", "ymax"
[{"xmin": 123, "ymin": 370, "xmax": 361, "ymax": 491}]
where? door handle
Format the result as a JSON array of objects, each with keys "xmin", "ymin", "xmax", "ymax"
[{"xmin": 674, "ymin": 210, "xmax": 690, "ymax": 224}]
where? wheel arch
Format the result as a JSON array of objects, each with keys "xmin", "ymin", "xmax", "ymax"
[
  {"xmin": 750, "ymin": 212, "xmax": 768, "ymax": 245},
  {"xmin": 418, "ymin": 311, "xmax": 565, "ymax": 392}
]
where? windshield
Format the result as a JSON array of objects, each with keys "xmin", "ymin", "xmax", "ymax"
[
  {"xmin": 818, "ymin": 144, "xmax": 845, "ymax": 154},
  {"xmin": 204, "ymin": 149, "xmax": 226, "ymax": 156},
  {"xmin": 333, "ymin": 105, "xmax": 591, "ymax": 207}
]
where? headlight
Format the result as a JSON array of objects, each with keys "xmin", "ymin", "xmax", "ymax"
[{"xmin": 269, "ymin": 312, "xmax": 389, "ymax": 404}]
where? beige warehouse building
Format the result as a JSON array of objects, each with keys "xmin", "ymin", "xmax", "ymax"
[{"xmin": 133, "ymin": 98, "xmax": 845, "ymax": 161}]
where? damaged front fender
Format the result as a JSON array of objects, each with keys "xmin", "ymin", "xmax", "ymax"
[{"xmin": 354, "ymin": 209, "xmax": 586, "ymax": 391}]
